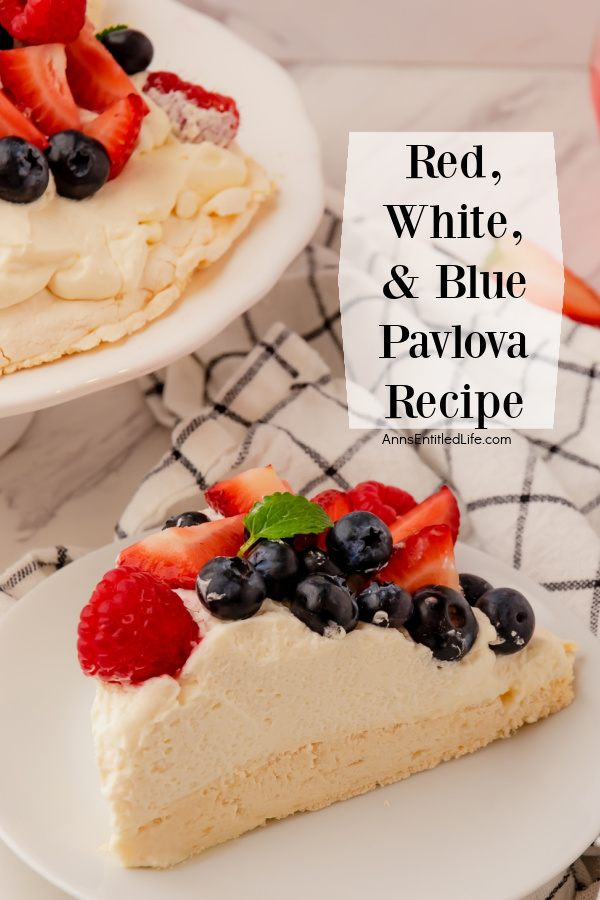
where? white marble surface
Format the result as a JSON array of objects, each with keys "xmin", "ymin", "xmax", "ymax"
[{"xmin": 0, "ymin": 7, "xmax": 599, "ymax": 897}]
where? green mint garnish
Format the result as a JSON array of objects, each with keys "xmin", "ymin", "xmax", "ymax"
[
  {"xmin": 97, "ymin": 24, "xmax": 129, "ymax": 40},
  {"xmin": 239, "ymin": 493, "xmax": 333, "ymax": 556}
]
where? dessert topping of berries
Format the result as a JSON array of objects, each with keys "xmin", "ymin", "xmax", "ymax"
[
  {"xmin": 476, "ymin": 587, "xmax": 535, "ymax": 655},
  {"xmin": 143, "ymin": 70, "xmax": 239, "ymax": 147},
  {"xmin": 0, "ymin": 136, "xmax": 48, "ymax": 204},
  {"xmin": 326, "ymin": 510, "xmax": 393, "ymax": 575},
  {"xmin": 291, "ymin": 573, "xmax": 358, "ymax": 637},
  {"xmin": 0, "ymin": 44, "xmax": 81, "ymax": 136},
  {"xmin": 459, "ymin": 573, "xmax": 493, "ymax": 606},
  {"xmin": 0, "ymin": 0, "xmax": 85, "ymax": 45},
  {"xmin": 356, "ymin": 582, "xmax": 413, "ymax": 629},
  {"xmin": 46, "ymin": 130, "xmax": 110, "ymax": 200},
  {"xmin": 163, "ymin": 511, "xmax": 210, "ymax": 530},
  {"xmin": 407, "ymin": 585, "xmax": 479, "ymax": 662},
  {"xmin": 77, "ymin": 566, "xmax": 200, "ymax": 684},
  {"xmin": 99, "ymin": 26, "xmax": 154, "ymax": 76},
  {"xmin": 82, "ymin": 92, "xmax": 147, "ymax": 179},
  {"xmin": 246, "ymin": 539, "xmax": 300, "ymax": 601},
  {"xmin": 196, "ymin": 556, "xmax": 266, "ymax": 620}
]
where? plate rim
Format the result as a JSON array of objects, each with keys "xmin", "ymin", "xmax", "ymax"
[
  {"xmin": 0, "ymin": 538, "xmax": 600, "ymax": 900},
  {"xmin": 0, "ymin": 0, "xmax": 324, "ymax": 419}
]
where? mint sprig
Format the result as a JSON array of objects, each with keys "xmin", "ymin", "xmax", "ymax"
[
  {"xmin": 239, "ymin": 493, "xmax": 332, "ymax": 556},
  {"xmin": 97, "ymin": 24, "xmax": 129, "ymax": 40}
]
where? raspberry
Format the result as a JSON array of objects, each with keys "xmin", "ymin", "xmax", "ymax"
[
  {"xmin": 347, "ymin": 481, "xmax": 416, "ymax": 524},
  {"xmin": 0, "ymin": 0, "xmax": 85, "ymax": 44},
  {"xmin": 143, "ymin": 70, "xmax": 239, "ymax": 147},
  {"xmin": 77, "ymin": 566, "xmax": 200, "ymax": 685}
]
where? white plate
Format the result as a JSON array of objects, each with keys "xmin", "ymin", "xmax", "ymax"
[
  {"xmin": 0, "ymin": 0, "xmax": 323, "ymax": 419},
  {"xmin": 0, "ymin": 541, "xmax": 599, "ymax": 900}
]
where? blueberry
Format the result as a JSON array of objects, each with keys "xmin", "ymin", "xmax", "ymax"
[
  {"xmin": 476, "ymin": 587, "xmax": 535, "ymax": 655},
  {"xmin": 299, "ymin": 548, "xmax": 343, "ymax": 579},
  {"xmin": 46, "ymin": 131, "xmax": 110, "ymax": 200},
  {"xmin": 246, "ymin": 539, "xmax": 300, "ymax": 600},
  {"xmin": 357, "ymin": 582, "xmax": 413, "ymax": 629},
  {"xmin": 163, "ymin": 511, "xmax": 209, "ymax": 529},
  {"xmin": 407, "ymin": 585, "xmax": 479, "ymax": 661},
  {"xmin": 326, "ymin": 511, "xmax": 393, "ymax": 575},
  {"xmin": 196, "ymin": 556, "xmax": 266, "ymax": 620},
  {"xmin": 0, "ymin": 137, "xmax": 49, "ymax": 204},
  {"xmin": 460, "ymin": 573, "xmax": 493, "ymax": 606},
  {"xmin": 0, "ymin": 25, "xmax": 13, "ymax": 49},
  {"xmin": 291, "ymin": 574, "xmax": 358, "ymax": 636},
  {"xmin": 100, "ymin": 28, "xmax": 154, "ymax": 75}
]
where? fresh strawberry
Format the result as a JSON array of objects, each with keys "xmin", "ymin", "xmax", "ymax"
[
  {"xmin": 0, "ymin": 0, "xmax": 85, "ymax": 44},
  {"xmin": 347, "ymin": 481, "xmax": 416, "ymax": 525},
  {"xmin": 143, "ymin": 70, "xmax": 239, "ymax": 147},
  {"xmin": 0, "ymin": 88, "xmax": 47, "ymax": 148},
  {"xmin": 66, "ymin": 20, "xmax": 146, "ymax": 114},
  {"xmin": 0, "ymin": 45, "xmax": 80, "ymax": 136},
  {"xmin": 205, "ymin": 465, "xmax": 292, "ymax": 517},
  {"xmin": 118, "ymin": 515, "xmax": 245, "ymax": 589},
  {"xmin": 389, "ymin": 486, "xmax": 460, "ymax": 545},
  {"xmin": 376, "ymin": 524, "xmax": 460, "ymax": 593},
  {"xmin": 83, "ymin": 93, "xmax": 146, "ymax": 179},
  {"xmin": 77, "ymin": 565, "xmax": 200, "ymax": 684},
  {"xmin": 309, "ymin": 489, "xmax": 352, "ymax": 550},
  {"xmin": 487, "ymin": 238, "xmax": 600, "ymax": 327}
]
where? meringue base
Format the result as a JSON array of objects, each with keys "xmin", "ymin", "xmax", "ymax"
[{"xmin": 113, "ymin": 673, "xmax": 573, "ymax": 868}]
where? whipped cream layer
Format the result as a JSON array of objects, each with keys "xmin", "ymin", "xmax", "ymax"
[
  {"xmin": 0, "ymin": 92, "xmax": 258, "ymax": 307},
  {"xmin": 92, "ymin": 597, "xmax": 574, "ymax": 835}
]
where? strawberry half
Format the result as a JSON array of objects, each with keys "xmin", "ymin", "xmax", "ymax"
[
  {"xmin": 118, "ymin": 515, "xmax": 245, "ymax": 590},
  {"xmin": 205, "ymin": 465, "xmax": 292, "ymax": 517},
  {"xmin": 143, "ymin": 70, "xmax": 239, "ymax": 147},
  {"xmin": 487, "ymin": 238, "xmax": 600, "ymax": 327},
  {"xmin": 0, "ymin": 0, "xmax": 85, "ymax": 44},
  {"xmin": 83, "ymin": 93, "xmax": 146, "ymax": 179},
  {"xmin": 376, "ymin": 524, "xmax": 460, "ymax": 593},
  {"xmin": 310, "ymin": 489, "xmax": 353, "ymax": 549},
  {"xmin": 389, "ymin": 486, "xmax": 460, "ymax": 545},
  {"xmin": 0, "ymin": 44, "xmax": 80, "ymax": 136},
  {"xmin": 0, "ymin": 88, "xmax": 47, "ymax": 148},
  {"xmin": 66, "ymin": 20, "xmax": 146, "ymax": 114}
]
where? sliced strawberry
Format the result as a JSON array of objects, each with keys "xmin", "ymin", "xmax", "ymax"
[
  {"xmin": 83, "ymin": 93, "xmax": 146, "ymax": 179},
  {"xmin": 311, "ymin": 489, "xmax": 352, "ymax": 522},
  {"xmin": 205, "ymin": 465, "xmax": 292, "ymax": 517},
  {"xmin": 376, "ymin": 524, "xmax": 460, "ymax": 593},
  {"xmin": 0, "ymin": 88, "xmax": 47, "ymax": 148},
  {"xmin": 347, "ymin": 481, "xmax": 416, "ymax": 525},
  {"xmin": 0, "ymin": 0, "xmax": 85, "ymax": 44},
  {"xmin": 143, "ymin": 70, "xmax": 239, "ymax": 147},
  {"xmin": 118, "ymin": 515, "xmax": 245, "ymax": 590},
  {"xmin": 487, "ymin": 238, "xmax": 600, "ymax": 327},
  {"xmin": 0, "ymin": 44, "xmax": 80, "ymax": 136},
  {"xmin": 389, "ymin": 486, "xmax": 460, "ymax": 546},
  {"xmin": 66, "ymin": 20, "xmax": 146, "ymax": 114}
]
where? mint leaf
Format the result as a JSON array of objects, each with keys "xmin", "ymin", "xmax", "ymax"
[
  {"xmin": 97, "ymin": 24, "xmax": 129, "ymax": 40},
  {"xmin": 239, "ymin": 493, "xmax": 333, "ymax": 555}
]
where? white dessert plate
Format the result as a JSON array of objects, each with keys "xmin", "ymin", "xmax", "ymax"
[
  {"xmin": 0, "ymin": 541, "xmax": 600, "ymax": 900},
  {"xmin": 0, "ymin": 0, "xmax": 323, "ymax": 419}
]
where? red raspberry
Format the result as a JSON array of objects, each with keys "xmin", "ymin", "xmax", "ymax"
[
  {"xmin": 347, "ymin": 481, "xmax": 417, "ymax": 525},
  {"xmin": 77, "ymin": 566, "xmax": 200, "ymax": 685},
  {"xmin": 0, "ymin": 0, "xmax": 85, "ymax": 44},
  {"xmin": 143, "ymin": 70, "xmax": 239, "ymax": 147}
]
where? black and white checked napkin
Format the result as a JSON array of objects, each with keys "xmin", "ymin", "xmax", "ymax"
[{"xmin": 2, "ymin": 203, "xmax": 600, "ymax": 900}]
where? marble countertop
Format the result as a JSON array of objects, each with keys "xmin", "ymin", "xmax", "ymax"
[{"xmin": 0, "ymin": 5, "xmax": 599, "ymax": 896}]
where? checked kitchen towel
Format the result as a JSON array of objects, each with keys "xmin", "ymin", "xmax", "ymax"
[{"xmin": 2, "ymin": 202, "xmax": 600, "ymax": 899}]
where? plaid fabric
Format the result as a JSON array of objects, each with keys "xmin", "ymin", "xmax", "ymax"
[{"xmin": 2, "ymin": 204, "xmax": 600, "ymax": 900}]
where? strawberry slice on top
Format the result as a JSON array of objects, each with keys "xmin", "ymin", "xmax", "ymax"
[
  {"xmin": 0, "ymin": 44, "xmax": 80, "ymax": 136},
  {"xmin": 83, "ymin": 93, "xmax": 147, "ymax": 179},
  {"xmin": 376, "ymin": 524, "xmax": 460, "ymax": 593},
  {"xmin": 143, "ymin": 70, "xmax": 239, "ymax": 147},
  {"xmin": 389, "ymin": 485, "xmax": 460, "ymax": 545},
  {"xmin": 0, "ymin": 88, "xmax": 47, "ymax": 148},
  {"xmin": 66, "ymin": 20, "xmax": 147, "ymax": 114},
  {"xmin": 0, "ymin": 0, "xmax": 85, "ymax": 45},
  {"xmin": 205, "ymin": 465, "xmax": 292, "ymax": 517},
  {"xmin": 118, "ymin": 515, "xmax": 246, "ymax": 590}
]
